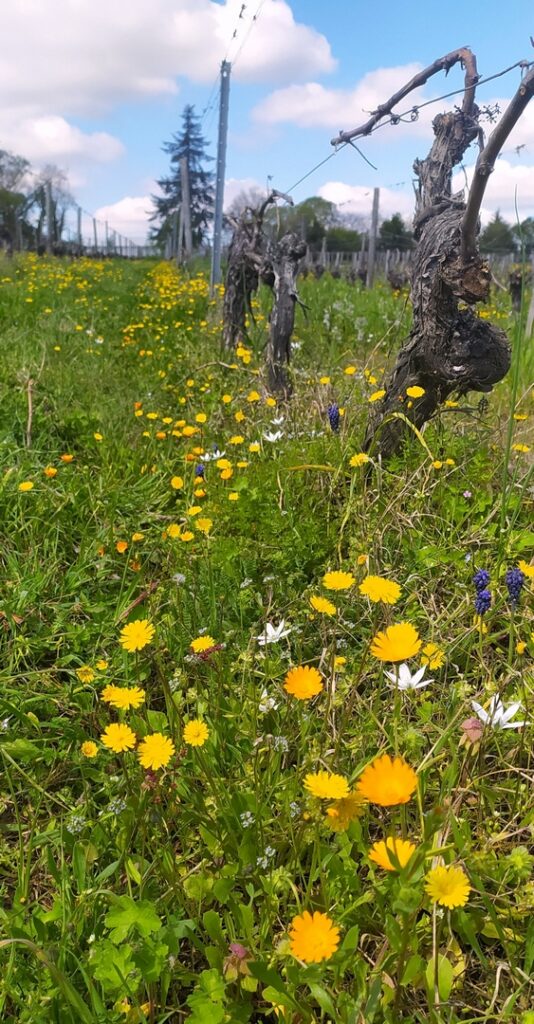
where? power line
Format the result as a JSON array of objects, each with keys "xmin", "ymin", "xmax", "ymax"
[{"xmin": 230, "ymin": 0, "xmax": 268, "ymax": 70}]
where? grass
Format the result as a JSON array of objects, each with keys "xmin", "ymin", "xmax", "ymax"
[{"xmin": 0, "ymin": 252, "xmax": 532, "ymax": 1024}]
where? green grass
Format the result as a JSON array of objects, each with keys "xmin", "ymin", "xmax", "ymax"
[{"xmin": 0, "ymin": 253, "xmax": 532, "ymax": 1023}]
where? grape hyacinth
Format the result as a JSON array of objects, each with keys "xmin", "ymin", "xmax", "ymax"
[
  {"xmin": 328, "ymin": 402, "xmax": 340, "ymax": 432},
  {"xmin": 505, "ymin": 567, "xmax": 525, "ymax": 609},
  {"xmin": 472, "ymin": 569, "xmax": 490, "ymax": 591},
  {"xmin": 473, "ymin": 568, "xmax": 491, "ymax": 616},
  {"xmin": 195, "ymin": 463, "xmax": 205, "ymax": 478}
]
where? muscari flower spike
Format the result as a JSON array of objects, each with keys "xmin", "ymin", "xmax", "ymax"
[
  {"xmin": 505, "ymin": 567, "xmax": 525, "ymax": 609},
  {"xmin": 327, "ymin": 402, "xmax": 340, "ymax": 432}
]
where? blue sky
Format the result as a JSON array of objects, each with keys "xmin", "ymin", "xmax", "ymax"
[{"xmin": 3, "ymin": 0, "xmax": 533, "ymax": 241}]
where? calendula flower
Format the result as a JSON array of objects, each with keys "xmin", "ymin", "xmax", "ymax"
[
  {"xmin": 370, "ymin": 622, "xmax": 421, "ymax": 662},
  {"xmin": 425, "ymin": 864, "xmax": 471, "ymax": 908},
  {"xmin": 101, "ymin": 686, "xmax": 145, "ymax": 710},
  {"xmin": 116, "ymin": 541, "xmax": 128, "ymax": 554},
  {"xmin": 309, "ymin": 595, "xmax": 337, "ymax": 616},
  {"xmin": 350, "ymin": 452, "xmax": 370, "ymax": 467},
  {"xmin": 289, "ymin": 911, "xmax": 340, "ymax": 963},
  {"xmin": 304, "ymin": 771, "xmax": 349, "ymax": 800},
  {"xmin": 368, "ymin": 836, "xmax": 417, "ymax": 871},
  {"xmin": 325, "ymin": 792, "xmax": 365, "ymax": 832},
  {"xmin": 284, "ymin": 666, "xmax": 323, "ymax": 700},
  {"xmin": 119, "ymin": 619, "xmax": 155, "ymax": 652},
  {"xmin": 60, "ymin": 454, "xmax": 74, "ymax": 463},
  {"xmin": 44, "ymin": 466, "xmax": 57, "ymax": 478},
  {"xmin": 76, "ymin": 666, "xmax": 96, "ymax": 684},
  {"xmin": 137, "ymin": 733, "xmax": 175, "ymax": 770},
  {"xmin": 322, "ymin": 570, "xmax": 355, "ymax": 591},
  {"xmin": 357, "ymin": 754, "xmax": 417, "ymax": 806},
  {"xmin": 190, "ymin": 635, "xmax": 216, "ymax": 653},
  {"xmin": 421, "ymin": 642, "xmax": 445, "ymax": 670},
  {"xmin": 101, "ymin": 722, "xmax": 136, "ymax": 753},
  {"xmin": 81, "ymin": 741, "xmax": 98, "ymax": 758},
  {"xmin": 359, "ymin": 575, "xmax": 401, "ymax": 604},
  {"xmin": 183, "ymin": 719, "xmax": 209, "ymax": 746}
]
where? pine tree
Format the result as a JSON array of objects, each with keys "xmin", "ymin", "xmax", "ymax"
[{"xmin": 152, "ymin": 105, "xmax": 214, "ymax": 249}]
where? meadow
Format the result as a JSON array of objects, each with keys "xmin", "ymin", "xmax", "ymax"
[{"xmin": 0, "ymin": 253, "xmax": 532, "ymax": 1023}]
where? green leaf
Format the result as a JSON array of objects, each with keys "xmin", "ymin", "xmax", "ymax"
[
  {"xmin": 401, "ymin": 954, "xmax": 424, "ymax": 986},
  {"xmin": 425, "ymin": 955, "xmax": 454, "ymax": 1001},
  {"xmin": 309, "ymin": 982, "xmax": 336, "ymax": 1016},
  {"xmin": 248, "ymin": 961, "xmax": 286, "ymax": 993},
  {"xmin": 341, "ymin": 924, "xmax": 359, "ymax": 952},
  {"xmin": 91, "ymin": 938, "xmax": 138, "ymax": 994},
  {"xmin": 1, "ymin": 738, "xmax": 43, "ymax": 762},
  {"xmin": 104, "ymin": 895, "xmax": 161, "ymax": 943},
  {"xmin": 203, "ymin": 909, "xmax": 226, "ymax": 946}
]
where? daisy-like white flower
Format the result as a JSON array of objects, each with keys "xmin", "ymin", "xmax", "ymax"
[
  {"xmin": 471, "ymin": 695, "xmax": 528, "ymax": 730},
  {"xmin": 384, "ymin": 663, "xmax": 433, "ymax": 691},
  {"xmin": 263, "ymin": 430, "xmax": 283, "ymax": 442},
  {"xmin": 259, "ymin": 689, "xmax": 279, "ymax": 713},
  {"xmin": 200, "ymin": 448, "xmax": 225, "ymax": 462},
  {"xmin": 256, "ymin": 620, "xmax": 291, "ymax": 646}
]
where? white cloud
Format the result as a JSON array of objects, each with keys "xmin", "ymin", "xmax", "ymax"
[
  {"xmin": 318, "ymin": 181, "xmax": 415, "ymax": 224},
  {"xmin": 453, "ymin": 158, "xmax": 534, "ymax": 224},
  {"xmin": 94, "ymin": 196, "xmax": 153, "ymax": 244},
  {"xmin": 224, "ymin": 177, "xmax": 266, "ymax": 209},
  {"xmin": 0, "ymin": 114, "xmax": 124, "ymax": 165}
]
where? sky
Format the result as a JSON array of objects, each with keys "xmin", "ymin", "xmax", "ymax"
[{"xmin": 2, "ymin": 0, "xmax": 534, "ymax": 243}]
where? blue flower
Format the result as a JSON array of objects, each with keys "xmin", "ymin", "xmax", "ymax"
[
  {"xmin": 474, "ymin": 589, "xmax": 491, "ymax": 616},
  {"xmin": 327, "ymin": 403, "xmax": 340, "ymax": 432},
  {"xmin": 505, "ymin": 567, "xmax": 525, "ymax": 609},
  {"xmin": 472, "ymin": 569, "xmax": 490, "ymax": 591}
]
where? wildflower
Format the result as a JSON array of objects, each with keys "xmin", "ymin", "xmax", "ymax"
[
  {"xmin": 406, "ymin": 385, "xmax": 425, "ymax": 398},
  {"xmin": 263, "ymin": 430, "xmax": 283, "ymax": 442},
  {"xmin": 60, "ymin": 454, "xmax": 74, "ymax": 463},
  {"xmin": 195, "ymin": 464, "xmax": 205, "ymax": 477},
  {"xmin": 247, "ymin": 390, "xmax": 261, "ymax": 402},
  {"xmin": 384, "ymin": 663, "xmax": 432, "ymax": 690},
  {"xmin": 256, "ymin": 620, "xmax": 291, "ymax": 646},
  {"xmin": 249, "ymin": 442, "xmax": 260, "ymax": 453},
  {"xmin": 44, "ymin": 466, "xmax": 57, "ymax": 478},
  {"xmin": 187, "ymin": 505, "xmax": 202, "ymax": 516},
  {"xmin": 359, "ymin": 575, "xmax": 401, "ymax": 604},
  {"xmin": 229, "ymin": 435, "xmax": 244, "ymax": 445},
  {"xmin": 195, "ymin": 517, "xmax": 212, "ymax": 534},
  {"xmin": 101, "ymin": 686, "xmax": 145, "ymax": 710},
  {"xmin": 94, "ymin": 432, "xmax": 103, "ymax": 441},
  {"xmin": 474, "ymin": 588, "xmax": 491, "ymax": 616},
  {"xmin": 518, "ymin": 559, "xmax": 534, "ymax": 578},
  {"xmin": 309, "ymin": 595, "xmax": 336, "ymax": 616},
  {"xmin": 472, "ymin": 569, "xmax": 490, "ymax": 590},
  {"xmin": 81, "ymin": 741, "xmax": 98, "ymax": 758},
  {"xmin": 368, "ymin": 837, "xmax": 417, "ymax": 871},
  {"xmin": 327, "ymin": 403, "xmax": 340, "ymax": 432},
  {"xmin": 18, "ymin": 481, "xmax": 34, "ymax": 492},
  {"xmin": 101, "ymin": 722, "xmax": 136, "ymax": 753},
  {"xmin": 471, "ymin": 695, "xmax": 528, "ymax": 730},
  {"xmin": 421, "ymin": 642, "xmax": 445, "ymax": 670},
  {"xmin": 350, "ymin": 452, "xmax": 370, "ymax": 467},
  {"xmin": 284, "ymin": 665, "xmax": 323, "ymax": 699},
  {"xmin": 201, "ymin": 448, "xmax": 225, "ymax": 463},
  {"xmin": 505, "ymin": 567, "xmax": 525, "ymax": 608},
  {"xmin": 240, "ymin": 811, "xmax": 255, "ymax": 828},
  {"xmin": 183, "ymin": 719, "xmax": 209, "ymax": 746},
  {"xmin": 289, "ymin": 911, "xmax": 340, "ymax": 963},
  {"xmin": 116, "ymin": 541, "xmax": 128, "ymax": 554},
  {"xmin": 325, "ymin": 792, "xmax": 365, "ymax": 832},
  {"xmin": 425, "ymin": 864, "xmax": 471, "ymax": 908},
  {"xmin": 96, "ymin": 659, "xmax": 108, "ymax": 671},
  {"xmin": 223, "ymin": 942, "xmax": 253, "ymax": 980},
  {"xmin": 259, "ymin": 689, "xmax": 279, "ymax": 713},
  {"xmin": 76, "ymin": 666, "xmax": 96, "ymax": 684},
  {"xmin": 131, "ymin": 532, "xmax": 144, "ymax": 542},
  {"xmin": 256, "ymin": 845, "xmax": 276, "ymax": 869},
  {"xmin": 322, "ymin": 570, "xmax": 355, "ymax": 591},
  {"xmin": 459, "ymin": 716, "xmax": 485, "ymax": 748},
  {"xmin": 171, "ymin": 476, "xmax": 184, "ymax": 489},
  {"xmin": 119, "ymin": 619, "xmax": 155, "ymax": 652},
  {"xmin": 516, "ymin": 640, "xmax": 526, "ymax": 655},
  {"xmin": 137, "ymin": 733, "xmax": 175, "ymax": 770},
  {"xmin": 369, "ymin": 390, "xmax": 386, "ymax": 402},
  {"xmin": 512, "ymin": 443, "xmax": 530, "ymax": 453},
  {"xmin": 304, "ymin": 771, "xmax": 349, "ymax": 799},
  {"xmin": 228, "ymin": 492, "xmax": 239, "ymax": 501},
  {"xmin": 370, "ymin": 622, "xmax": 421, "ymax": 662},
  {"xmin": 432, "ymin": 460, "xmax": 443, "ymax": 469},
  {"xmin": 195, "ymin": 413, "xmax": 207, "ymax": 424},
  {"xmin": 357, "ymin": 754, "xmax": 417, "ymax": 806},
  {"xmin": 190, "ymin": 635, "xmax": 216, "ymax": 653}
]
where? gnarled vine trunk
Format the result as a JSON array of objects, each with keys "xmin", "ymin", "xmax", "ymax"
[{"xmin": 265, "ymin": 232, "xmax": 307, "ymax": 396}]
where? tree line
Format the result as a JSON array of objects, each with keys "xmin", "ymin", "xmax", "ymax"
[{"xmin": 0, "ymin": 151, "xmax": 73, "ymax": 253}]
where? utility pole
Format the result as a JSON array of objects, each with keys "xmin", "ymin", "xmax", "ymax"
[
  {"xmin": 366, "ymin": 188, "xmax": 380, "ymax": 288},
  {"xmin": 210, "ymin": 60, "xmax": 231, "ymax": 295},
  {"xmin": 105, "ymin": 221, "xmax": 109, "ymax": 254},
  {"xmin": 93, "ymin": 217, "xmax": 98, "ymax": 253},
  {"xmin": 77, "ymin": 206, "xmax": 82, "ymax": 251},
  {"xmin": 45, "ymin": 179, "xmax": 53, "ymax": 254},
  {"xmin": 180, "ymin": 156, "xmax": 193, "ymax": 259}
]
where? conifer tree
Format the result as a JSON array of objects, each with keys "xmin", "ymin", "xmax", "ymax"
[{"xmin": 152, "ymin": 105, "xmax": 214, "ymax": 248}]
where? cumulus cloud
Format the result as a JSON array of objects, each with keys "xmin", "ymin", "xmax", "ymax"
[
  {"xmin": 224, "ymin": 177, "xmax": 266, "ymax": 209},
  {"xmin": 0, "ymin": 114, "xmax": 123, "ymax": 165},
  {"xmin": 453, "ymin": 158, "xmax": 534, "ymax": 224},
  {"xmin": 94, "ymin": 196, "xmax": 154, "ymax": 244},
  {"xmin": 318, "ymin": 181, "xmax": 416, "ymax": 224}
]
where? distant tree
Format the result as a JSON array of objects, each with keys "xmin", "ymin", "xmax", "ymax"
[
  {"xmin": 512, "ymin": 216, "xmax": 534, "ymax": 255},
  {"xmin": 226, "ymin": 185, "xmax": 268, "ymax": 219},
  {"xmin": 378, "ymin": 213, "xmax": 413, "ymax": 251},
  {"xmin": 0, "ymin": 149, "xmax": 31, "ymax": 191},
  {"xmin": 29, "ymin": 166, "xmax": 73, "ymax": 247},
  {"xmin": 325, "ymin": 226, "xmax": 361, "ymax": 252},
  {"xmin": 479, "ymin": 211, "xmax": 515, "ymax": 253},
  {"xmin": 265, "ymin": 196, "xmax": 336, "ymax": 248},
  {"xmin": 152, "ymin": 105, "xmax": 214, "ymax": 248},
  {"xmin": 0, "ymin": 149, "xmax": 32, "ymax": 251}
]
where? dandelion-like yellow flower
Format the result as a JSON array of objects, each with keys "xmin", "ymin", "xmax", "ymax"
[
  {"xmin": 370, "ymin": 622, "xmax": 421, "ymax": 662},
  {"xmin": 119, "ymin": 619, "xmax": 155, "ymax": 652},
  {"xmin": 304, "ymin": 771, "xmax": 349, "ymax": 800},
  {"xmin": 171, "ymin": 475, "xmax": 184, "ymax": 489},
  {"xmin": 190, "ymin": 635, "xmax": 216, "ymax": 653},
  {"xmin": 406, "ymin": 385, "xmax": 425, "ymax": 398},
  {"xmin": 289, "ymin": 911, "xmax": 340, "ymax": 963},
  {"xmin": 359, "ymin": 575, "xmax": 401, "ymax": 604},
  {"xmin": 101, "ymin": 686, "xmax": 145, "ymax": 710},
  {"xmin": 322, "ymin": 570, "xmax": 355, "ymax": 591},
  {"xmin": 325, "ymin": 792, "xmax": 365, "ymax": 832},
  {"xmin": 368, "ymin": 389, "xmax": 386, "ymax": 403},
  {"xmin": 425, "ymin": 864, "xmax": 471, "ymax": 908},
  {"xmin": 357, "ymin": 754, "xmax": 417, "ymax": 806},
  {"xmin": 116, "ymin": 540, "xmax": 128, "ymax": 554},
  {"xmin": 44, "ymin": 466, "xmax": 58, "ymax": 478},
  {"xmin": 368, "ymin": 837, "xmax": 417, "ymax": 871},
  {"xmin": 137, "ymin": 733, "xmax": 175, "ymax": 770},
  {"xmin": 183, "ymin": 719, "xmax": 209, "ymax": 746},
  {"xmin": 81, "ymin": 741, "xmax": 98, "ymax": 758},
  {"xmin": 195, "ymin": 517, "xmax": 213, "ymax": 534},
  {"xmin": 421, "ymin": 642, "xmax": 445, "ymax": 670},
  {"xmin": 518, "ymin": 560, "xmax": 534, "ymax": 579},
  {"xmin": 76, "ymin": 666, "xmax": 96, "ymax": 684},
  {"xmin": 18, "ymin": 481, "xmax": 34, "ymax": 492},
  {"xmin": 284, "ymin": 666, "xmax": 323, "ymax": 700},
  {"xmin": 350, "ymin": 452, "xmax": 370, "ymax": 467},
  {"xmin": 101, "ymin": 722, "xmax": 137, "ymax": 753},
  {"xmin": 309, "ymin": 595, "xmax": 337, "ymax": 616}
]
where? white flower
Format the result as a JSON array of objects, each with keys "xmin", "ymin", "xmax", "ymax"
[
  {"xmin": 256, "ymin": 620, "xmax": 291, "ymax": 646},
  {"xmin": 259, "ymin": 689, "xmax": 279, "ymax": 713},
  {"xmin": 271, "ymin": 416, "xmax": 285, "ymax": 425},
  {"xmin": 200, "ymin": 448, "xmax": 225, "ymax": 462},
  {"xmin": 263, "ymin": 430, "xmax": 283, "ymax": 442},
  {"xmin": 384, "ymin": 663, "xmax": 433, "ymax": 691},
  {"xmin": 471, "ymin": 695, "xmax": 528, "ymax": 730}
]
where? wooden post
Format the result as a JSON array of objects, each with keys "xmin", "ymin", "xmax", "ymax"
[
  {"xmin": 45, "ymin": 179, "xmax": 53, "ymax": 254},
  {"xmin": 93, "ymin": 218, "xmax": 98, "ymax": 253},
  {"xmin": 105, "ymin": 221, "xmax": 109, "ymax": 254},
  {"xmin": 180, "ymin": 157, "xmax": 193, "ymax": 259},
  {"xmin": 366, "ymin": 188, "xmax": 379, "ymax": 288},
  {"xmin": 77, "ymin": 206, "xmax": 82, "ymax": 250}
]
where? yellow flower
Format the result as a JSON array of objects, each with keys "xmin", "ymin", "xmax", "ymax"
[
  {"xmin": 195, "ymin": 517, "xmax": 212, "ymax": 534},
  {"xmin": 516, "ymin": 641, "xmax": 526, "ymax": 655},
  {"xmin": 137, "ymin": 733, "xmax": 175, "ymax": 770},
  {"xmin": 234, "ymin": 410, "xmax": 246, "ymax": 422},
  {"xmin": 304, "ymin": 771, "xmax": 349, "ymax": 799},
  {"xmin": 180, "ymin": 530, "xmax": 194, "ymax": 542},
  {"xmin": 247, "ymin": 390, "xmax": 261, "ymax": 402},
  {"xmin": 119, "ymin": 619, "xmax": 155, "ymax": 652},
  {"xmin": 221, "ymin": 468, "xmax": 233, "ymax": 480},
  {"xmin": 406, "ymin": 385, "xmax": 425, "ymax": 398},
  {"xmin": 229, "ymin": 435, "xmax": 244, "ymax": 445},
  {"xmin": 101, "ymin": 686, "xmax": 145, "ymax": 710},
  {"xmin": 359, "ymin": 575, "xmax": 401, "ymax": 604},
  {"xmin": 81, "ymin": 741, "xmax": 98, "ymax": 758},
  {"xmin": 368, "ymin": 837, "xmax": 417, "ymax": 871},
  {"xmin": 344, "ymin": 365, "xmax": 356, "ymax": 375},
  {"xmin": 357, "ymin": 754, "xmax": 417, "ymax": 806},
  {"xmin": 289, "ymin": 911, "xmax": 340, "ymax": 963},
  {"xmin": 187, "ymin": 505, "xmax": 202, "ymax": 516},
  {"xmin": 18, "ymin": 481, "xmax": 34, "ymax": 492},
  {"xmin": 183, "ymin": 719, "xmax": 209, "ymax": 746},
  {"xmin": 96, "ymin": 659, "xmax": 108, "ymax": 671},
  {"xmin": 217, "ymin": 458, "xmax": 232, "ymax": 469},
  {"xmin": 76, "ymin": 666, "xmax": 96, "ymax": 684},
  {"xmin": 425, "ymin": 864, "xmax": 471, "ymax": 908},
  {"xmin": 512, "ymin": 443, "xmax": 530, "ymax": 453},
  {"xmin": 421, "ymin": 642, "xmax": 445, "ymax": 670},
  {"xmin": 222, "ymin": 394, "xmax": 233, "ymax": 404},
  {"xmin": 249, "ymin": 442, "xmax": 260, "ymax": 453},
  {"xmin": 325, "ymin": 792, "xmax": 365, "ymax": 831},
  {"xmin": 195, "ymin": 413, "xmax": 207, "ymax": 424},
  {"xmin": 432, "ymin": 460, "xmax": 443, "ymax": 469},
  {"xmin": 131, "ymin": 532, "xmax": 144, "ymax": 542},
  {"xmin": 309, "ymin": 595, "xmax": 336, "ymax": 616},
  {"xmin": 60, "ymin": 454, "xmax": 74, "ymax": 463},
  {"xmin": 94, "ymin": 432, "xmax": 103, "ymax": 441},
  {"xmin": 369, "ymin": 389, "xmax": 386, "ymax": 403},
  {"xmin": 190, "ymin": 635, "xmax": 216, "ymax": 653},
  {"xmin": 284, "ymin": 666, "xmax": 323, "ymax": 700},
  {"xmin": 350, "ymin": 452, "xmax": 370, "ymax": 467},
  {"xmin": 116, "ymin": 540, "xmax": 128, "ymax": 554},
  {"xmin": 101, "ymin": 722, "xmax": 137, "ymax": 753},
  {"xmin": 44, "ymin": 466, "xmax": 58, "ymax": 478},
  {"xmin": 228, "ymin": 492, "xmax": 239, "ymax": 501},
  {"xmin": 370, "ymin": 622, "xmax": 421, "ymax": 662},
  {"xmin": 518, "ymin": 560, "xmax": 534, "ymax": 578},
  {"xmin": 322, "ymin": 570, "xmax": 355, "ymax": 591},
  {"xmin": 171, "ymin": 475, "xmax": 184, "ymax": 489},
  {"xmin": 265, "ymin": 396, "xmax": 276, "ymax": 407}
]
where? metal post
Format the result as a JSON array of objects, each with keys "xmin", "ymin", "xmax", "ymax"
[
  {"xmin": 45, "ymin": 179, "xmax": 53, "ymax": 254},
  {"xmin": 180, "ymin": 156, "xmax": 193, "ymax": 259},
  {"xmin": 105, "ymin": 221, "xmax": 109, "ymax": 254},
  {"xmin": 210, "ymin": 60, "xmax": 231, "ymax": 295},
  {"xmin": 366, "ymin": 187, "xmax": 380, "ymax": 288},
  {"xmin": 93, "ymin": 218, "xmax": 98, "ymax": 253},
  {"xmin": 77, "ymin": 206, "xmax": 82, "ymax": 250}
]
